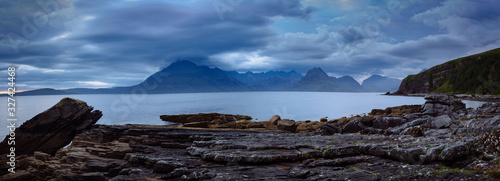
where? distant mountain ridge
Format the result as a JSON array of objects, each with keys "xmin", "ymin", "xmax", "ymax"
[
  {"xmin": 292, "ymin": 67, "xmax": 365, "ymax": 92},
  {"xmin": 228, "ymin": 70, "xmax": 302, "ymax": 90},
  {"xmin": 362, "ymin": 75, "xmax": 401, "ymax": 92},
  {"xmin": 396, "ymin": 47, "xmax": 500, "ymax": 95},
  {"xmin": 11, "ymin": 60, "xmax": 403, "ymax": 96}
]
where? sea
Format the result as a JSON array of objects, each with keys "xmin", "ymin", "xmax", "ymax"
[{"xmin": 0, "ymin": 92, "xmax": 487, "ymax": 137}]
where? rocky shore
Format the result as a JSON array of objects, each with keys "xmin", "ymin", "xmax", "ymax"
[
  {"xmin": 1, "ymin": 94, "xmax": 500, "ymax": 180},
  {"xmin": 388, "ymin": 92, "xmax": 500, "ymax": 103}
]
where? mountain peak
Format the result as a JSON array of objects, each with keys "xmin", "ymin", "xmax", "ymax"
[
  {"xmin": 161, "ymin": 60, "xmax": 199, "ymax": 73},
  {"xmin": 303, "ymin": 67, "xmax": 330, "ymax": 81}
]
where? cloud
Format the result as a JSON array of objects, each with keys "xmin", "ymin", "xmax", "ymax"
[
  {"xmin": 0, "ymin": 0, "xmax": 499, "ymax": 90},
  {"xmin": 78, "ymin": 81, "xmax": 114, "ymax": 87},
  {"xmin": 0, "ymin": 0, "xmax": 315, "ymax": 90}
]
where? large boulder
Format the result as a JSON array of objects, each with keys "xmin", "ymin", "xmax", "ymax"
[
  {"xmin": 429, "ymin": 115, "xmax": 453, "ymax": 129},
  {"xmin": 421, "ymin": 94, "xmax": 465, "ymax": 116},
  {"xmin": 277, "ymin": 119, "xmax": 297, "ymax": 132},
  {"xmin": 0, "ymin": 98, "xmax": 102, "ymax": 156},
  {"xmin": 160, "ymin": 113, "xmax": 252, "ymax": 128}
]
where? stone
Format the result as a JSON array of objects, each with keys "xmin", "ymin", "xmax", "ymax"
[
  {"xmin": 431, "ymin": 115, "xmax": 453, "ymax": 129},
  {"xmin": 246, "ymin": 122, "xmax": 266, "ymax": 129},
  {"xmin": 34, "ymin": 151, "xmax": 51, "ymax": 162},
  {"xmin": 160, "ymin": 113, "xmax": 253, "ymax": 129},
  {"xmin": 343, "ymin": 120, "xmax": 362, "ymax": 133},
  {"xmin": 153, "ymin": 160, "xmax": 184, "ymax": 174},
  {"xmin": 296, "ymin": 122, "xmax": 315, "ymax": 133},
  {"xmin": 320, "ymin": 117, "xmax": 328, "ymax": 122},
  {"xmin": 269, "ymin": 115, "xmax": 281, "ymax": 125},
  {"xmin": 372, "ymin": 117, "xmax": 406, "ymax": 129},
  {"xmin": 401, "ymin": 126, "xmax": 425, "ymax": 137},
  {"xmin": 422, "ymin": 94, "xmax": 466, "ymax": 116},
  {"xmin": 0, "ymin": 97, "xmax": 102, "ymax": 156},
  {"xmin": 370, "ymin": 105, "xmax": 422, "ymax": 117},
  {"xmin": 183, "ymin": 121, "xmax": 209, "ymax": 128},
  {"xmin": 79, "ymin": 172, "xmax": 105, "ymax": 181},
  {"xmin": 318, "ymin": 124, "xmax": 342, "ymax": 135},
  {"xmin": 277, "ymin": 119, "xmax": 297, "ymax": 132}
]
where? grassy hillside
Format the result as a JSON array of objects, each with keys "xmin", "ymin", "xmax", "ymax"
[{"xmin": 396, "ymin": 47, "xmax": 500, "ymax": 95}]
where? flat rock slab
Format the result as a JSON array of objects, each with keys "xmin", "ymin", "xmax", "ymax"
[{"xmin": 2, "ymin": 124, "xmax": 498, "ymax": 180}]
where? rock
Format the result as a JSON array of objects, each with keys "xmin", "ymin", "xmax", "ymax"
[
  {"xmin": 343, "ymin": 120, "xmax": 362, "ymax": 133},
  {"xmin": 160, "ymin": 113, "xmax": 251, "ymax": 124},
  {"xmin": 162, "ymin": 167, "xmax": 191, "ymax": 179},
  {"xmin": 159, "ymin": 113, "xmax": 252, "ymax": 128},
  {"xmin": 153, "ymin": 160, "xmax": 184, "ymax": 174},
  {"xmin": 288, "ymin": 167, "xmax": 310, "ymax": 178},
  {"xmin": 438, "ymin": 141, "xmax": 473, "ymax": 161},
  {"xmin": 430, "ymin": 115, "xmax": 453, "ymax": 129},
  {"xmin": 79, "ymin": 172, "xmax": 104, "ymax": 181},
  {"xmin": 0, "ymin": 97, "xmax": 102, "ymax": 156},
  {"xmin": 183, "ymin": 121, "xmax": 209, "ymax": 128},
  {"xmin": 372, "ymin": 117, "xmax": 406, "ymax": 129},
  {"xmin": 320, "ymin": 117, "xmax": 328, "ymax": 122},
  {"xmin": 319, "ymin": 124, "xmax": 342, "ymax": 135},
  {"xmin": 277, "ymin": 119, "xmax": 297, "ymax": 132},
  {"xmin": 296, "ymin": 122, "xmax": 315, "ymax": 133},
  {"xmin": 246, "ymin": 122, "xmax": 266, "ymax": 129},
  {"xmin": 34, "ymin": 151, "xmax": 51, "ymax": 162},
  {"xmin": 422, "ymin": 94, "xmax": 466, "ymax": 116},
  {"xmin": 401, "ymin": 126, "xmax": 425, "ymax": 137},
  {"xmin": 269, "ymin": 115, "xmax": 281, "ymax": 125},
  {"xmin": 370, "ymin": 105, "xmax": 422, "ymax": 117}
]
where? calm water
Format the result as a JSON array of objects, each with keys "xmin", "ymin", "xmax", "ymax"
[{"xmin": 0, "ymin": 92, "xmax": 486, "ymax": 137}]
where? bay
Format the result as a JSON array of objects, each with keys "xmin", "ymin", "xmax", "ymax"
[{"xmin": 0, "ymin": 92, "xmax": 485, "ymax": 136}]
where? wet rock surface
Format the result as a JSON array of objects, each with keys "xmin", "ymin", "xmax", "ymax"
[
  {"xmin": 2, "ymin": 94, "xmax": 500, "ymax": 180},
  {"xmin": 0, "ymin": 97, "xmax": 102, "ymax": 156},
  {"xmin": 2, "ymin": 123, "xmax": 499, "ymax": 181}
]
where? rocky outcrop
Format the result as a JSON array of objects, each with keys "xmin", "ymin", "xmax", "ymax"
[
  {"xmin": 3, "ymin": 123, "xmax": 499, "ymax": 181},
  {"xmin": 3, "ymin": 94, "xmax": 500, "ymax": 180},
  {"xmin": 161, "ymin": 113, "xmax": 327, "ymax": 133},
  {"xmin": 160, "ymin": 113, "xmax": 252, "ymax": 128},
  {"xmin": 320, "ymin": 94, "xmax": 470, "ymax": 136},
  {"xmin": 422, "ymin": 93, "xmax": 466, "ymax": 116},
  {"xmin": 395, "ymin": 47, "xmax": 500, "ymax": 95},
  {"xmin": 0, "ymin": 98, "xmax": 102, "ymax": 156},
  {"xmin": 369, "ymin": 105, "xmax": 422, "ymax": 117}
]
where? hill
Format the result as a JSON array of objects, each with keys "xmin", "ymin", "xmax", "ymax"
[{"xmin": 396, "ymin": 47, "xmax": 500, "ymax": 95}]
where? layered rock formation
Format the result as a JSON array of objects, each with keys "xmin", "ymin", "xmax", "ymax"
[
  {"xmin": 3, "ymin": 94, "xmax": 500, "ymax": 180},
  {"xmin": 160, "ymin": 113, "xmax": 327, "ymax": 133},
  {"xmin": 0, "ymin": 98, "xmax": 102, "ymax": 156}
]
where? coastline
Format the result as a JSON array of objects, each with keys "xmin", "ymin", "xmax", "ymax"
[
  {"xmin": 2, "ymin": 94, "xmax": 500, "ymax": 180},
  {"xmin": 386, "ymin": 92, "xmax": 500, "ymax": 102}
]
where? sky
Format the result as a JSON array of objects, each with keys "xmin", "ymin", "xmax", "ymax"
[{"xmin": 1, "ymin": 0, "xmax": 500, "ymax": 90}]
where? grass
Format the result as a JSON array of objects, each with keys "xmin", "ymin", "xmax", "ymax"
[
  {"xmin": 400, "ymin": 47, "xmax": 500, "ymax": 95},
  {"xmin": 433, "ymin": 168, "xmax": 482, "ymax": 176},
  {"xmin": 349, "ymin": 142, "xmax": 364, "ymax": 145},
  {"xmin": 486, "ymin": 170, "xmax": 500, "ymax": 178}
]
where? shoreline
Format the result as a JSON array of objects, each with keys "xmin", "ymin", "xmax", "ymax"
[{"xmin": 386, "ymin": 93, "xmax": 500, "ymax": 102}]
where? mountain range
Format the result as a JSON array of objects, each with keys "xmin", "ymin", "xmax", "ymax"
[{"xmin": 12, "ymin": 60, "xmax": 402, "ymax": 96}]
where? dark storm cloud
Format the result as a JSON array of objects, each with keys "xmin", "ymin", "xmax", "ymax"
[
  {"xmin": 1, "ymin": 0, "xmax": 500, "ymax": 90},
  {"xmin": 0, "ymin": 0, "xmax": 315, "ymax": 90}
]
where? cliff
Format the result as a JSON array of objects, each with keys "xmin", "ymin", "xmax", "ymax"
[{"xmin": 396, "ymin": 47, "xmax": 500, "ymax": 95}]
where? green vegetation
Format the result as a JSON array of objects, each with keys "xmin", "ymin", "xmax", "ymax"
[
  {"xmin": 486, "ymin": 170, "xmax": 500, "ymax": 178},
  {"xmin": 399, "ymin": 47, "xmax": 500, "ymax": 95},
  {"xmin": 349, "ymin": 142, "xmax": 364, "ymax": 145},
  {"xmin": 493, "ymin": 157, "xmax": 500, "ymax": 163},
  {"xmin": 433, "ymin": 168, "xmax": 482, "ymax": 176}
]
